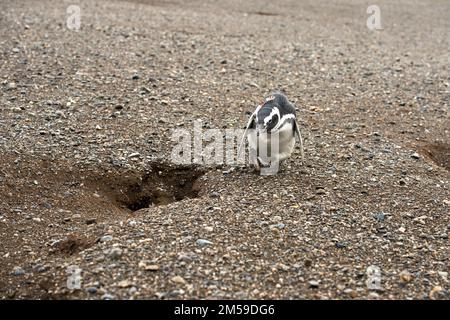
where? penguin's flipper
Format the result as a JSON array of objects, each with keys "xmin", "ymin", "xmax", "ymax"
[
  {"xmin": 293, "ymin": 119, "xmax": 305, "ymax": 160},
  {"xmin": 237, "ymin": 110, "xmax": 257, "ymax": 159}
]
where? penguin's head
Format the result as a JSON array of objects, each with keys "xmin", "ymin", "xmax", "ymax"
[{"xmin": 255, "ymin": 95, "xmax": 280, "ymax": 134}]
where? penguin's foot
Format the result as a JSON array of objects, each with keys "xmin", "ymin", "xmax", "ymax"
[
  {"xmin": 260, "ymin": 162, "xmax": 280, "ymax": 175},
  {"xmin": 253, "ymin": 159, "xmax": 261, "ymax": 173}
]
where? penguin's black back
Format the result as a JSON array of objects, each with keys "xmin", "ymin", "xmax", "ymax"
[{"xmin": 264, "ymin": 92, "xmax": 296, "ymax": 116}]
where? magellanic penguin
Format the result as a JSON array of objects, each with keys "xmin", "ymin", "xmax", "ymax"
[{"xmin": 238, "ymin": 92, "xmax": 304, "ymax": 173}]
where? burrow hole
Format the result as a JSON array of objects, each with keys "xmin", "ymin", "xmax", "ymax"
[{"xmin": 87, "ymin": 163, "xmax": 206, "ymax": 212}]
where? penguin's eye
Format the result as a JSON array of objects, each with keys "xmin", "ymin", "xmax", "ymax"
[{"xmin": 268, "ymin": 119, "xmax": 273, "ymax": 124}]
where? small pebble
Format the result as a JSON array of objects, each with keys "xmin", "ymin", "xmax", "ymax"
[
  {"xmin": 196, "ymin": 239, "xmax": 213, "ymax": 247},
  {"xmin": 7, "ymin": 82, "xmax": 17, "ymax": 90},
  {"xmin": 171, "ymin": 276, "xmax": 186, "ymax": 285},
  {"xmin": 86, "ymin": 287, "xmax": 98, "ymax": 294},
  {"xmin": 271, "ymin": 223, "xmax": 285, "ymax": 229},
  {"xmin": 429, "ymin": 286, "xmax": 443, "ymax": 299},
  {"xmin": 101, "ymin": 294, "xmax": 115, "ymax": 300},
  {"xmin": 335, "ymin": 242, "xmax": 347, "ymax": 249},
  {"xmin": 373, "ymin": 213, "xmax": 386, "ymax": 222},
  {"xmin": 316, "ymin": 188, "xmax": 326, "ymax": 195},
  {"xmin": 12, "ymin": 266, "xmax": 25, "ymax": 276},
  {"xmin": 399, "ymin": 270, "xmax": 412, "ymax": 283},
  {"xmin": 100, "ymin": 235, "xmax": 113, "ymax": 242},
  {"xmin": 108, "ymin": 248, "xmax": 123, "ymax": 259},
  {"xmin": 118, "ymin": 280, "xmax": 133, "ymax": 288}
]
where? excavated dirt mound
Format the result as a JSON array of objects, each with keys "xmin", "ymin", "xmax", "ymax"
[
  {"xmin": 419, "ymin": 142, "xmax": 450, "ymax": 172},
  {"xmin": 0, "ymin": 0, "xmax": 448, "ymax": 300}
]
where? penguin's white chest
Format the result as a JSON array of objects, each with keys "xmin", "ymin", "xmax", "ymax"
[{"xmin": 248, "ymin": 122, "xmax": 296, "ymax": 163}]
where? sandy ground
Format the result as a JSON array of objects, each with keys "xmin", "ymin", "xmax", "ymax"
[{"xmin": 0, "ymin": 0, "xmax": 449, "ymax": 299}]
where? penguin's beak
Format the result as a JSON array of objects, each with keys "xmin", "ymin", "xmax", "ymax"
[
  {"xmin": 256, "ymin": 123, "xmax": 266, "ymax": 135},
  {"xmin": 256, "ymin": 123, "xmax": 265, "ymax": 131}
]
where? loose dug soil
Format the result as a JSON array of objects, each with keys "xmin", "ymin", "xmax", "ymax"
[
  {"xmin": 419, "ymin": 142, "xmax": 450, "ymax": 172},
  {"xmin": 0, "ymin": 0, "xmax": 448, "ymax": 300}
]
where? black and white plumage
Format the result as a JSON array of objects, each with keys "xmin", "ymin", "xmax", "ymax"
[{"xmin": 238, "ymin": 92, "xmax": 304, "ymax": 171}]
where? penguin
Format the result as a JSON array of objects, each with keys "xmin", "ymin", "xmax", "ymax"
[{"xmin": 238, "ymin": 92, "xmax": 304, "ymax": 173}]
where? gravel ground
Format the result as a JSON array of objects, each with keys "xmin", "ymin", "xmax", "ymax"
[{"xmin": 0, "ymin": 0, "xmax": 449, "ymax": 300}]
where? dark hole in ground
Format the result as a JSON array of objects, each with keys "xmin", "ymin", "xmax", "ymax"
[
  {"xmin": 87, "ymin": 163, "xmax": 206, "ymax": 212},
  {"xmin": 419, "ymin": 142, "xmax": 450, "ymax": 172},
  {"xmin": 127, "ymin": 195, "xmax": 153, "ymax": 211}
]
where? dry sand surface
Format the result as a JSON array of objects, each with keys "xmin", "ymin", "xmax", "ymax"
[{"xmin": 0, "ymin": 0, "xmax": 449, "ymax": 299}]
